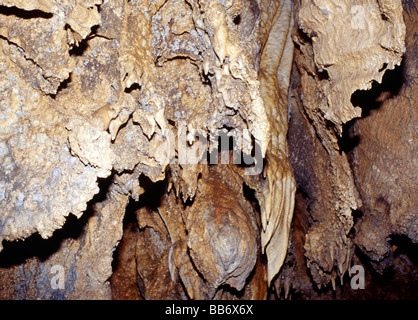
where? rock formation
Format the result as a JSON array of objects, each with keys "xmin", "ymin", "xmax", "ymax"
[{"xmin": 0, "ymin": 0, "xmax": 416, "ymax": 299}]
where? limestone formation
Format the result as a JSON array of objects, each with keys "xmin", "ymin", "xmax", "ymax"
[{"xmin": 0, "ymin": 0, "xmax": 415, "ymax": 300}]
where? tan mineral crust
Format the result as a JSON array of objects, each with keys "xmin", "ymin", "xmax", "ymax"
[{"xmin": 0, "ymin": 0, "xmax": 415, "ymax": 300}]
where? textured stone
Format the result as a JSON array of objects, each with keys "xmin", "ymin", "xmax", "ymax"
[
  {"xmin": 287, "ymin": 0, "xmax": 407, "ymax": 288},
  {"xmin": 351, "ymin": 3, "xmax": 418, "ymax": 270},
  {"xmin": 0, "ymin": 0, "xmax": 414, "ymax": 300}
]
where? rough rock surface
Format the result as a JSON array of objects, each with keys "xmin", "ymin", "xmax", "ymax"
[
  {"xmin": 350, "ymin": 0, "xmax": 417, "ymax": 272},
  {"xmin": 285, "ymin": 0, "xmax": 407, "ymax": 288},
  {"xmin": 0, "ymin": 0, "xmax": 294, "ymax": 299},
  {"xmin": 120, "ymin": 164, "xmax": 265, "ymax": 300},
  {"xmin": 280, "ymin": 0, "xmax": 417, "ymax": 297},
  {"xmin": 0, "ymin": 0, "xmax": 415, "ymax": 300}
]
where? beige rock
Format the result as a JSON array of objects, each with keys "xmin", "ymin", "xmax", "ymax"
[
  {"xmin": 0, "ymin": 0, "xmax": 54, "ymax": 13},
  {"xmin": 0, "ymin": 0, "xmax": 412, "ymax": 300},
  {"xmin": 288, "ymin": 0, "xmax": 406, "ymax": 287}
]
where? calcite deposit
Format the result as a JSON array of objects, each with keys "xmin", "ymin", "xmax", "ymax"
[
  {"xmin": 285, "ymin": 0, "xmax": 407, "ymax": 288},
  {"xmin": 0, "ymin": 0, "xmax": 416, "ymax": 300}
]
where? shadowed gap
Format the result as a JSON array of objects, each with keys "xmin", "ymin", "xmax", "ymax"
[
  {"xmin": 0, "ymin": 174, "xmax": 113, "ymax": 268},
  {"xmin": 0, "ymin": 5, "xmax": 53, "ymax": 19}
]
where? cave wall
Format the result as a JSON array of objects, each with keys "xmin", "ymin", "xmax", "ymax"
[
  {"xmin": 351, "ymin": 2, "xmax": 417, "ymax": 269},
  {"xmin": 283, "ymin": 0, "xmax": 417, "ymax": 298},
  {"xmin": 0, "ymin": 0, "xmax": 416, "ymax": 300},
  {"xmin": 0, "ymin": 0, "xmax": 296, "ymax": 299}
]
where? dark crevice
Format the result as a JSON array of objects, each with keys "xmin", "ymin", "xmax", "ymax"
[
  {"xmin": 243, "ymin": 182, "xmax": 262, "ymax": 231},
  {"xmin": 233, "ymin": 14, "xmax": 241, "ymax": 25},
  {"xmin": 295, "ymin": 28, "xmax": 314, "ymax": 48},
  {"xmin": 110, "ymin": 204, "xmax": 138, "ymax": 276},
  {"xmin": 0, "ymin": 34, "xmax": 44, "ymax": 72},
  {"xmin": 69, "ymin": 25, "xmax": 100, "ymax": 56},
  {"xmin": 50, "ymin": 73, "xmax": 73, "ymax": 99},
  {"xmin": 337, "ymin": 119, "xmax": 360, "ymax": 154},
  {"xmin": 353, "ymin": 246, "xmax": 397, "ymax": 287},
  {"xmin": 379, "ymin": 62, "xmax": 388, "ymax": 72},
  {"xmin": 285, "ymin": 240, "xmax": 418, "ymax": 299},
  {"xmin": 124, "ymin": 82, "xmax": 141, "ymax": 93},
  {"xmin": 201, "ymin": 71, "xmax": 212, "ymax": 86},
  {"xmin": 0, "ymin": 173, "xmax": 114, "ymax": 268},
  {"xmin": 155, "ymin": 55, "xmax": 198, "ymax": 68},
  {"xmin": 133, "ymin": 175, "xmax": 168, "ymax": 212},
  {"xmin": 69, "ymin": 38, "xmax": 90, "ymax": 56},
  {"xmin": 90, "ymin": 24, "xmax": 100, "ymax": 36},
  {"xmin": 243, "ymin": 183, "xmax": 260, "ymax": 213},
  {"xmin": 348, "ymin": 209, "xmax": 364, "ymax": 237},
  {"xmin": 316, "ymin": 67, "xmax": 330, "ymax": 80},
  {"xmin": 350, "ymin": 63, "xmax": 404, "ymax": 118},
  {"xmin": 381, "ymin": 13, "xmax": 390, "ymax": 21},
  {"xmin": 0, "ymin": 5, "xmax": 53, "ymax": 19},
  {"xmin": 389, "ymin": 235, "xmax": 418, "ymax": 265},
  {"xmin": 0, "ymin": 214, "xmax": 78, "ymax": 268}
]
